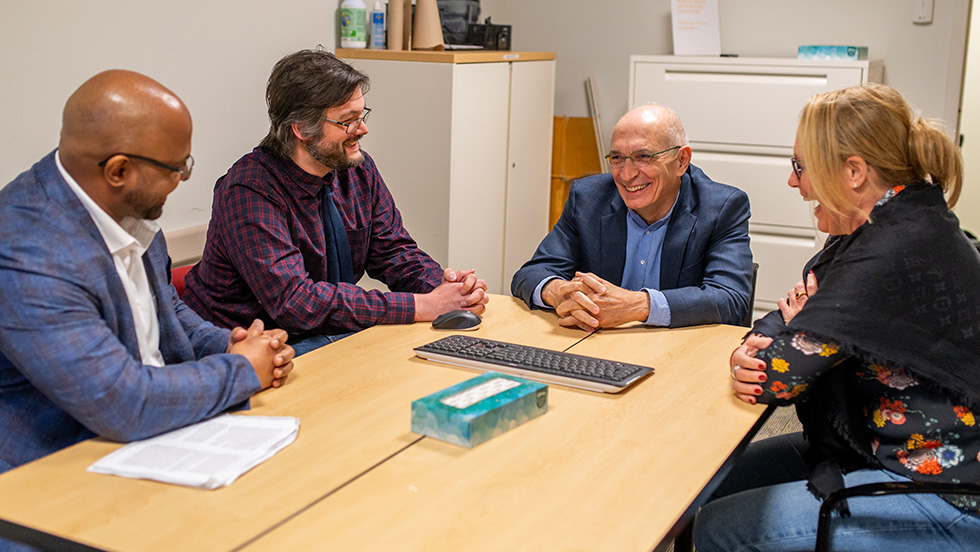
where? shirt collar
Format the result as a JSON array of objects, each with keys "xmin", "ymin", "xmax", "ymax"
[
  {"xmin": 56, "ymin": 150, "xmax": 160, "ymax": 255},
  {"xmin": 255, "ymin": 146, "xmax": 336, "ymax": 198},
  {"xmin": 627, "ymin": 192, "xmax": 679, "ymax": 231}
]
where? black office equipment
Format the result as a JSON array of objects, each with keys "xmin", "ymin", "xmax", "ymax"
[
  {"xmin": 465, "ymin": 19, "xmax": 510, "ymax": 51},
  {"xmin": 414, "ymin": 335, "xmax": 653, "ymax": 393}
]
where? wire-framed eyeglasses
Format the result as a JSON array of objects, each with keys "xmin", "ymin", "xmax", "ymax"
[
  {"xmin": 324, "ymin": 107, "xmax": 371, "ymax": 134},
  {"xmin": 97, "ymin": 153, "xmax": 195, "ymax": 181},
  {"xmin": 605, "ymin": 146, "xmax": 681, "ymax": 169},
  {"xmin": 791, "ymin": 157, "xmax": 805, "ymax": 180}
]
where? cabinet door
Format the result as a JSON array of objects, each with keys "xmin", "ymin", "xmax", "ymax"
[
  {"xmin": 503, "ymin": 60, "xmax": 556, "ymax": 290},
  {"xmin": 348, "ymin": 59, "xmax": 454, "ymax": 268},
  {"xmin": 693, "ymin": 151, "xmax": 825, "ymax": 308},
  {"xmin": 449, "ymin": 63, "xmax": 511, "ymax": 294},
  {"xmin": 631, "ymin": 60, "xmax": 869, "ymax": 152}
]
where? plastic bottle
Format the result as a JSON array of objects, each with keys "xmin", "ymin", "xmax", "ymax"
[
  {"xmin": 340, "ymin": 0, "xmax": 367, "ymax": 49},
  {"xmin": 369, "ymin": 0, "xmax": 385, "ymax": 49}
]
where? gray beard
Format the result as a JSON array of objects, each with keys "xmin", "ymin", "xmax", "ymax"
[{"xmin": 306, "ymin": 137, "xmax": 364, "ymax": 171}]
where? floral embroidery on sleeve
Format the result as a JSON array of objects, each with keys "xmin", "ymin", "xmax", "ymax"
[
  {"xmin": 866, "ymin": 364, "xmax": 919, "ymax": 390},
  {"xmin": 896, "ymin": 433, "xmax": 965, "ymax": 475},
  {"xmin": 790, "ymin": 333, "xmax": 828, "ymax": 355},
  {"xmin": 771, "ymin": 358, "xmax": 789, "ymax": 373},
  {"xmin": 954, "ymin": 406, "xmax": 976, "ymax": 427},
  {"xmin": 873, "ymin": 397, "xmax": 908, "ymax": 427}
]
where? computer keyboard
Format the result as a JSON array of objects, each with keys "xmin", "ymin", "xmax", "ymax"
[{"xmin": 414, "ymin": 335, "xmax": 654, "ymax": 393}]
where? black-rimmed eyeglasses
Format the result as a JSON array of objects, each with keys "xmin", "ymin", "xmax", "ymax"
[
  {"xmin": 324, "ymin": 107, "xmax": 371, "ymax": 134},
  {"xmin": 605, "ymin": 146, "xmax": 681, "ymax": 169},
  {"xmin": 98, "ymin": 153, "xmax": 195, "ymax": 181},
  {"xmin": 791, "ymin": 157, "xmax": 805, "ymax": 180}
]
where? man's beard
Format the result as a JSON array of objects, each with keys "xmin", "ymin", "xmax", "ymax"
[
  {"xmin": 124, "ymin": 184, "xmax": 165, "ymax": 220},
  {"xmin": 306, "ymin": 135, "xmax": 364, "ymax": 171}
]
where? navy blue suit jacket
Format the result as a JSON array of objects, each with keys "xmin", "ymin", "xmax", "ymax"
[
  {"xmin": 511, "ymin": 164, "xmax": 752, "ymax": 327},
  {"xmin": 0, "ymin": 151, "xmax": 261, "ymax": 473}
]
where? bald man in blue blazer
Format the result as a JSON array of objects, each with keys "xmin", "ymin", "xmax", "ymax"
[
  {"xmin": 511, "ymin": 105, "xmax": 752, "ymax": 331},
  {"xmin": 0, "ymin": 70, "xmax": 295, "ymax": 482}
]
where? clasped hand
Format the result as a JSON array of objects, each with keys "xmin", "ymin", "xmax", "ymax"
[
  {"xmin": 413, "ymin": 268, "xmax": 489, "ymax": 321},
  {"xmin": 544, "ymin": 272, "xmax": 650, "ymax": 332},
  {"xmin": 730, "ymin": 273, "xmax": 818, "ymax": 404},
  {"xmin": 227, "ymin": 319, "xmax": 295, "ymax": 389}
]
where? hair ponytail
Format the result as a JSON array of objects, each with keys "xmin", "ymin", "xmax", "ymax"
[
  {"xmin": 798, "ymin": 84, "xmax": 962, "ymax": 216},
  {"xmin": 909, "ymin": 117, "xmax": 962, "ymax": 208}
]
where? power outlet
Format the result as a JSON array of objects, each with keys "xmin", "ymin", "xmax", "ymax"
[{"xmin": 913, "ymin": 0, "xmax": 934, "ymax": 25}]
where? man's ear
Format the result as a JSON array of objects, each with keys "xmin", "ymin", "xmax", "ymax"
[
  {"xmin": 674, "ymin": 145, "xmax": 692, "ymax": 176},
  {"xmin": 290, "ymin": 123, "xmax": 307, "ymax": 142},
  {"xmin": 101, "ymin": 155, "xmax": 131, "ymax": 190}
]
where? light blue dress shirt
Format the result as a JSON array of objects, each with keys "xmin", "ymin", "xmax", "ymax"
[{"xmin": 532, "ymin": 197, "xmax": 677, "ymax": 326}]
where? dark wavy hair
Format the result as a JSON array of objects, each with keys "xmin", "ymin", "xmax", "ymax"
[{"xmin": 258, "ymin": 48, "xmax": 370, "ymax": 159}]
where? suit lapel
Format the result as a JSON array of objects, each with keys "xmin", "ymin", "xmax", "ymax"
[
  {"xmin": 599, "ymin": 197, "xmax": 627, "ymax": 285},
  {"xmin": 40, "ymin": 151, "xmax": 143, "ymax": 359},
  {"xmin": 660, "ymin": 171, "xmax": 696, "ymax": 290},
  {"xmin": 39, "ymin": 152, "xmax": 113, "ymax": 250}
]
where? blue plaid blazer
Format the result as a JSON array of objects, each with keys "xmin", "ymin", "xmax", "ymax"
[{"xmin": 0, "ymin": 151, "xmax": 261, "ymax": 473}]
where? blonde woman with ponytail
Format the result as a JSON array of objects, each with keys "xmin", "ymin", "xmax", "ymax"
[{"xmin": 696, "ymin": 83, "xmax": 980, "ymax": 551}]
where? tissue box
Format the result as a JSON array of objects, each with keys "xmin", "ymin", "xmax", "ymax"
[
  {"xmin": 411, "ymin": 372, "xmax": 548, "ymax": 448},
  {"xmin": 797, "ymin": 45, "xmax": 868, "ymax": 61}
]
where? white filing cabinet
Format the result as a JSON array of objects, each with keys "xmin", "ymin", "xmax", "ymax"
[
  {"xmin": 629, "ymin": 55, "xmax": 882, "ymax": 318},
  {"xmin": 337, "ymin": 50, "xmax": 556, "ymax": 295}
]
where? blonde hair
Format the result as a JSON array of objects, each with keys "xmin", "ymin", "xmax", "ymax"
[{"xmin": 797, "ymin": 83, "xmax": 962, "ymax": 222}]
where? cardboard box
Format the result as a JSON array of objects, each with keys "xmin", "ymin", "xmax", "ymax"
[
  {"xmin": 411, "ymin": 373, "xmax": 548, "ymax": 448},
  {"xmin": 551, "ymin": 116, "xmax": 603, "ymax": 228}
]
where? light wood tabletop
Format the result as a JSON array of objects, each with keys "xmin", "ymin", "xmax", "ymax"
[
  {"xmin": 0, "ymin": 295, "xmax": 582, "ymax": 552},
  {"xmin": 240, "ymin": 322, "xmax": 766, "ymax": 552}
]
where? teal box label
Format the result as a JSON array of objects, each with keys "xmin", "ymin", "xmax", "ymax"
[
  {"xmin": 797, "ymin": 45, "xmax": 868, "ymax": 60},
  {"xmin": 411, "ymin": 372, "xmax": 548, "ymax": 448}
]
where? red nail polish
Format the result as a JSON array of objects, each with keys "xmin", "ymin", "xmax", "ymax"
[{"xmin": 754, "ymin": 387, "xmax": 762, "ymax": 395}]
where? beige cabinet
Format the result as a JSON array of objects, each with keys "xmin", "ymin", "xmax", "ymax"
[
  {"xmin": 629, "ymin": 55, "xmax": 882, "ymax": 318},
  {"xmin": 337, "ymin": 50, "xmax": 556, "ymax": 294}
]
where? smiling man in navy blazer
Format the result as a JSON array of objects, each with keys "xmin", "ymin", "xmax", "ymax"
[{"xmin": 511, "ymin": 104, "xmax": 752, "ymax": 331}]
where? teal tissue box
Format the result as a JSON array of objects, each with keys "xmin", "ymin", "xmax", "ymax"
[
  {"xmin": 797, "ymin": 45, "xmax": 868, "ymax": 60},
  {"xmin": 411, "ymin": 372, "xmax": 548, "ymax": 448}
]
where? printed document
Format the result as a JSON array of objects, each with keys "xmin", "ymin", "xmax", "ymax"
[{"xmin": 87, "ymin": 415, "xmax": 299, "ymax": 489}]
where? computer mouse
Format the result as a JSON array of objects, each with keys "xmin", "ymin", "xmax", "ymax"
[{"xmin": 432, "ymin": 309, "xmax": 482, "ymax": 330}]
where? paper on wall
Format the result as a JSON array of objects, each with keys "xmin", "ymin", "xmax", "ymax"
[{"xmin": 671, "ymin": 0, "xmax": 721, "ymax": 56}]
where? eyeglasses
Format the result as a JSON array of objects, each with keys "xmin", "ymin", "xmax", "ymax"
[
  {"xmin": 98, "ymin": 153, "xmax": 195, "ymax": 181},
  {"xmin": 324, "ymin": 107, "xmax": 371, "ymax": 134},
  {"xmin": 605, "ymin": 146, "xmax": 681, "ymax": 169},
  {"xmin": 791, "ymin": 157, "xmax": 805, "ymax": 180}
]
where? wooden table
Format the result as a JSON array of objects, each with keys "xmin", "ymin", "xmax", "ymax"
[
  {"xmin": 238, "ymin": 324, "xmax": 764, "ymax": 552},
  {"xmin": 0, "ymin": 296, "xmax": 765, "ymax": 552}
]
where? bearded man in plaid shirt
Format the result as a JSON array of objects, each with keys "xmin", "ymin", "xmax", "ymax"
[{"xmin": 184, "ymin": 50, "xmax": 488, "ymax": 355}]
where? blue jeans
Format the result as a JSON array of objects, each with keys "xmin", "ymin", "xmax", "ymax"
[
  {"xmin": 694, "ymin": 432, "xmax": 980, "ymax": 552},
  {"xmin": 290, "ymin": 332, "xmax": 353, "ymax": 356}
]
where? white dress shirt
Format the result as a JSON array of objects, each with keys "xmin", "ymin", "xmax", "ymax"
[{"xmin": 56, "ymin": 151, "xmax": 165, "ymax": 367}]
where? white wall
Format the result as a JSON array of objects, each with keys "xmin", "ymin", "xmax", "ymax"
[
  {"xmin": 2, "ymin": 1, "xmax": 973, "ymax": 234},
  {"xmin": 0, "ymin": 0, "xmax": 339, "ymax": 235},
  {"xmin": 956, "ymin": 2, "xmax": 980, "ymax": 234},
  {"xmin": 483, "ymin": 0, "xmax": 969, "ymax": 149}
]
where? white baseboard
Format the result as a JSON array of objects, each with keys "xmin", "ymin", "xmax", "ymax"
[{"xmin": 164, "ymin": 224, "xmax": 208, "ymax": 267}]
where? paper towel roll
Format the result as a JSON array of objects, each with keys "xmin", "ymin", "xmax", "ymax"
[
  {"xmin": 387, "ymin": 0, "xmax": 403, "ymax": 51},
  {"xmin": 402, "ymin": 0, "xmax": 412, "ymax": 50},
  {"xmin": 412, "ymin": 0, "xmax": 443, "ymax": 50}
]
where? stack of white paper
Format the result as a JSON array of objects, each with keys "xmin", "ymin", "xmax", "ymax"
[{"xmin": 87, "ymin": 414, "xmax": 299, "ymax": 489}]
